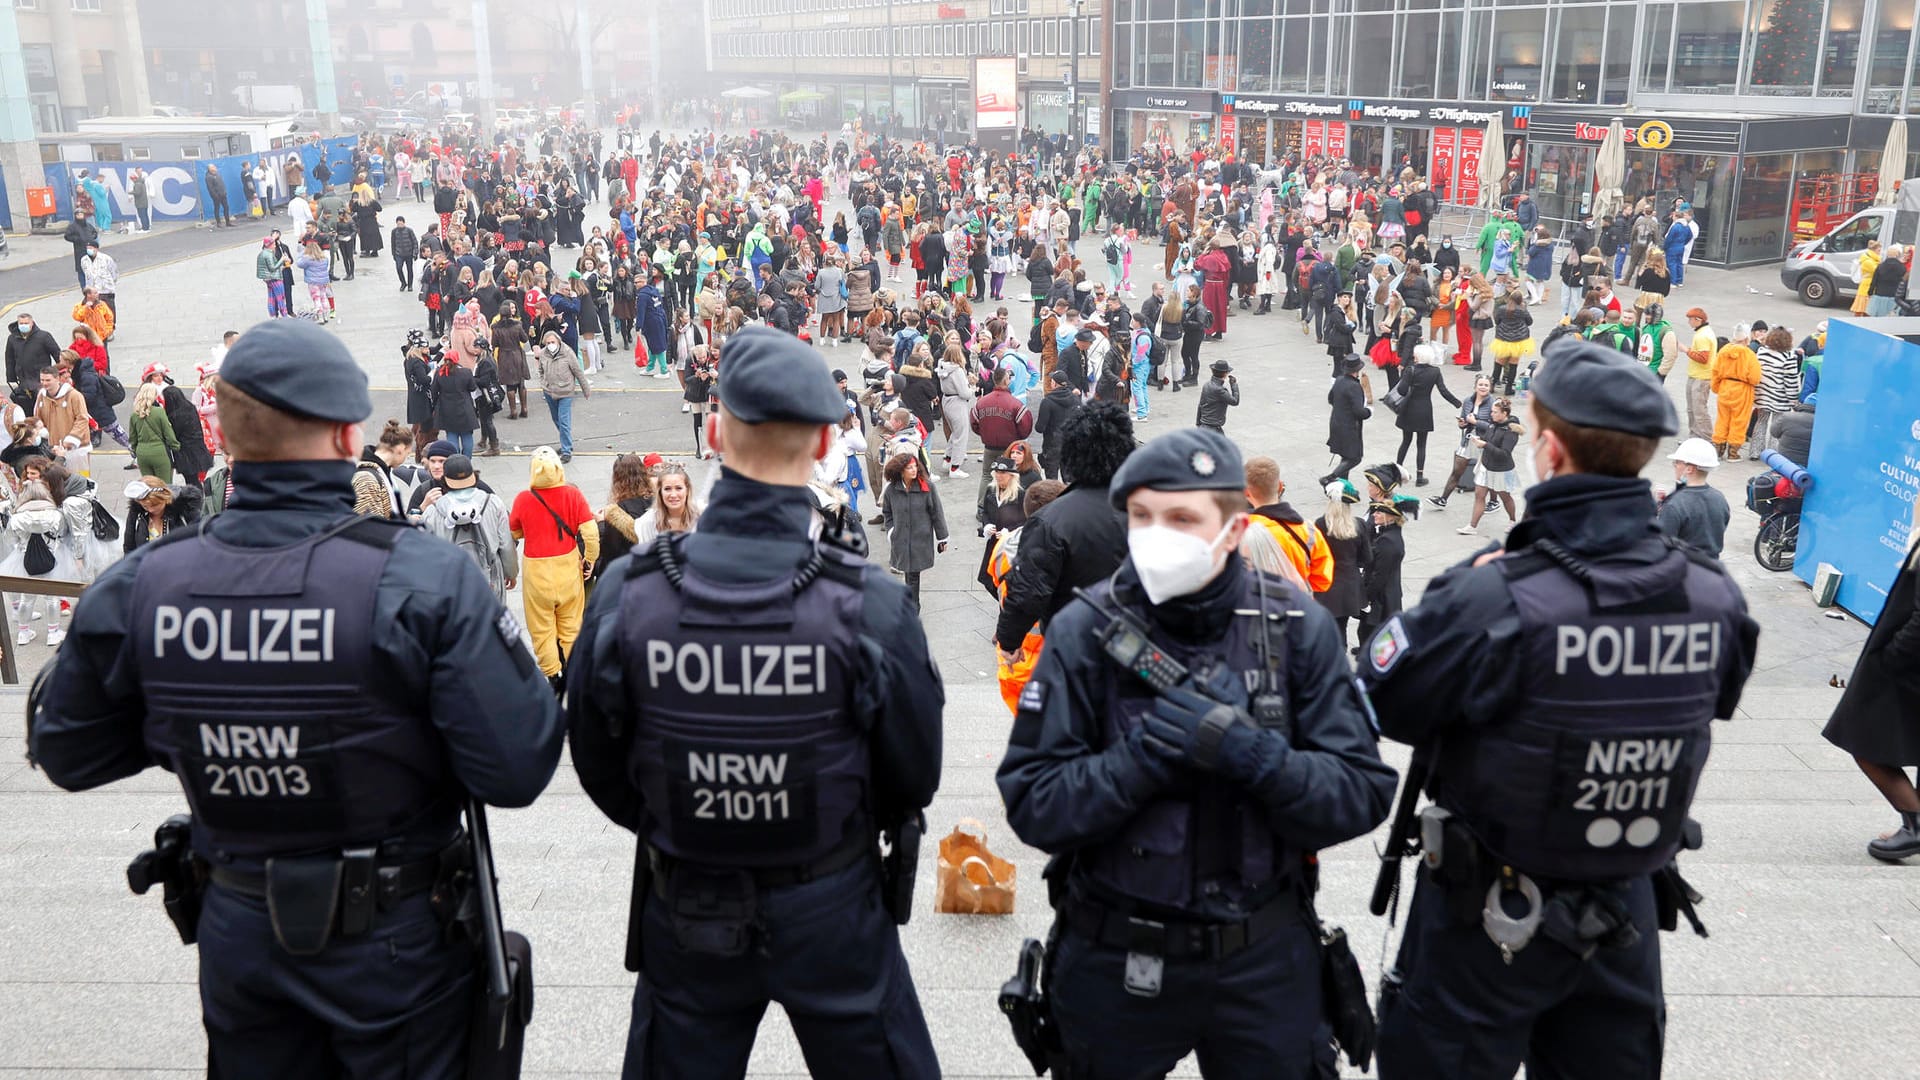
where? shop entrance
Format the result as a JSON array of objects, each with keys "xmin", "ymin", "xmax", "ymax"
[
  {"xmin": 1388, "ymin": 126, "xmax": 1429, "ymax": 184},
  {"xmin": 1346, "ymin": 124, "xmax": 1385, "ymax": 174},
  {"xmin": 1240, "ymin": 119, "xmax": 1272, "ymax": 167}
]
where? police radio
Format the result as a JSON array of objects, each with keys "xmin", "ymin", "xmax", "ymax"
[{"xmin": 1096, "ymin": 617, "xmax": 1187, "ymax": 692}]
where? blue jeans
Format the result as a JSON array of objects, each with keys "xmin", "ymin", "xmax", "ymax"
[
  {"xmin": 1131, "ymin": 361, "xmax": 1150, "ymax": 417},
  {"xmin": 544, "ymin": 393, "xmax": 574, "ymax": 455},
  {"xmin": 446, "ymin": 430, "xmax": 474, "ymax": 457},
  {"xmin": 1561, "ymin": 284, "xmax": 1582, "ymax": 319},
  {"xmin": 1613, "ymin": 248, "xmax": 1628, "ymax": 280}
]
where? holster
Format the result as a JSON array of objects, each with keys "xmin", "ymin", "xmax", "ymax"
[
  {"xmin": 880, "ymin": 812, "xmax": 924, "ymax": 926},
  {"xmin": 1653, "ymin": 860, "xmax": 1709, "ymax": 938},
  {"xmin": 125, "ymin": 814, "xmax": 203, "ymax": 946},
  {"xmin": 1317, "ymin": 923, "xmax": 1376, "ymax": 1072},
  {"xmin": 1428, "ymin": 816, "xmax": 1486, "ymax": 927},
  {"xmin": 466, "ymin": 931, "xmax": 535, "ymax": 1080},
  {"xmin": 624, "ymin": 831, "xmax": 653, "ymax": 974},
  {"xmin": 666, "ymin": 866, "xmax": 759, "ymax": 958},
  {"xmin": 265, "ymin": 852, "xmax": 357, "ymax": 957},
  {"xmin": 1000, "ymin": 935, "xmax": 1069, "ymax": 1077}
]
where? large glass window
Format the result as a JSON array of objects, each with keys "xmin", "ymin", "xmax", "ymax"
[
  {"xmin": 1435, "ymin": 7, "xmax": 1464, "ymax": 100},
  {"xmin": 1176, "ymin": 21, "xmax": 1207, "ymax": 86},
  {"xmin": 1673, "ymin": 1, "xmax": 1745, "ymax": 93},
  {"xmin": 1241, "ymin": 18, "xmax": 1276, "ymax": 92},
  {"xmin": 1867, "ymin": 0, "xmax": 1914, "ymax": 112},
  {"xmin": 1641, "ymin": 3, "xmax": 1676, "ymax": 92},
  {"xmin": 1464, "ymin": 8, "xmax": 1495, "ymax": 98},
  {"xmin": 1112, "ymin": 22, "xmax": 1133, "ymax": 88},
  {"xmin": 1599, "ymin": 2, "xmax": 1633, "ymax": 103},
  {"xmin": 1277, "ymin": 17, "xmax": 1313, "ymax": 91},
  {"xmin": 1748, "ymin": 0, "xmax": 1816, "ymax": 94},
  {"xmin": 1350, "ymin": 14, "xmax": 1394, "ymax": 96},
  {"xmin": 1323, "ymin": 11, "xmax": 1351, "ymax": 94},
  {"xmin": 1550, "ymin": 4, "xmax": 1606, "ymax": 104},
  {"xmin": 1820, "ymin": 0, "xmax": 1867, "ymax": 95},
  {"xmin": 1490, "ymin": 6, "xmax": 1546, "ymax": 100},
  {"xmin": 1397, "ymin": 10, "xmax": 1442, "ymax": 98},
  {"xmin": 1146, "ymin": 22, "xmax": 1173, "ymax": 84}
]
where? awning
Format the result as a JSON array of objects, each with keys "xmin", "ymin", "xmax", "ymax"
[{"xmin": 721, "ymin": 86, "xmax": 773, "ymax": 100}]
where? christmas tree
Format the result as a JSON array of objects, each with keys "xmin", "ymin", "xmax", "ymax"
[{"xmin": 1749, "ymin": 0, "xmax": 1822, "ymax": 87}]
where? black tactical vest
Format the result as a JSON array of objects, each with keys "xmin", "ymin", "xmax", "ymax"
[
  {"xmin": 1436, "ymin": 541, "xmax": 1742, "ymax": 881},
  {"xmin": 1079, "ymin": 574, "xmax": 1297, "ymax": 914},
  {"xmin": 620, "ymin": 540, "xmax": 872, "ymax": 869},
  {"xmin": 134, "ymin": 517, "xmax": 447, "ymax": 860}
]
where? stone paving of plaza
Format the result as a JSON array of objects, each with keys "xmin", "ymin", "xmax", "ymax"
[{"xmin": 0, "ymin": 182, "xmax": 1912, "ymax": 1078}]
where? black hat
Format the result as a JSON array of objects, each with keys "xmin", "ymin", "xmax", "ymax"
[
  {"xmin": 423, "ymin": 439, "xmax": 457, "ymax": 459},
  {"xmin": 715, "ymin": 325, "xmax": 847, "ymax": 424},
  {"xmin": 1049, "ymin": 368, "xmax": 1071, "ymax": 384},
  {"xmin": 442, "ymin": 454, "xmax": 476, "ymax": 483},
  {"xmin": 991, "ymin": 456, "xmax": 1017, "ymax": 473},
  {"xmin": 831, "ymin": 369, "xmax": 848, "ymax": 382},
  {"xmin": 1108, "ymin": 427, "xmax": 1246, "ymax": 511},
  {"xmin": 1209, "ymin": 359, "xmax": 1232, "ymax": 374},
  {"xmin": 1364, "ymin": 463, "xmax": 1404, "ymax": 495},
  {"xmin": 1341, "ymin": 354, "xmax": 1367, "ymax": 374},
  {"xmin": 221, "ymin": 319, "xmax": 372, "ymax": 424},
  {"xmin": 1531, "ymin": 338, "xmax": 1680, "ymax": 438},
  {"xmin": 1074, "ymin": 328, "xmax": 1096, "ymax": 342}
]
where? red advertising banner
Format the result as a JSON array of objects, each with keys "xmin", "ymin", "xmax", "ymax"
[
  {"xmin": 1304, "ymin": 119, "xmax": 1324, "ymax": 158},
  {"xmin": 1325, "ymin": 121, "xmax": 1347, "ymax": 160},
  {"xmin": 1431, "ymin": 126, "xmax": 1456, "ymax": 203},
  {"xmin": 1458, "ymin": 126, "xmax": 1485, "ymax": 207}
]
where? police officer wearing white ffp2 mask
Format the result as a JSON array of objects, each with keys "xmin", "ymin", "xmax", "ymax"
[{"xmin": 998, "ymin": 426, "xmax": 1397, "ymax": 1078}]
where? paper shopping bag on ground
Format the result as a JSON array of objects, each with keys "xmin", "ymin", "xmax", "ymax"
[{"xmin": 934, "ymin": 819, "xmax": 1017, "ymax": 915}]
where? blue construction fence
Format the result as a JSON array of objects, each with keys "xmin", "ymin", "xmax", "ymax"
[{"xmin": 41, "ymin": 136, "xmax": 361, "ymax": 226}]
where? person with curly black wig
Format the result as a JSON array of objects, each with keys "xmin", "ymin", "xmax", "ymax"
[{"xmin": 993, "ymin": 400, "xmax": 1136, "ymax": 661}]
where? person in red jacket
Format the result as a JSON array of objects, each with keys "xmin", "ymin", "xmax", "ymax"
[{"xmin": 969, "ymin": 365, "xmax": 1035, "ymax": 498}]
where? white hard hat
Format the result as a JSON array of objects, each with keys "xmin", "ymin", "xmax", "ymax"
[{"xmin": 1668, "ymin": 437, "xmax": 1720, "ymax": 469}]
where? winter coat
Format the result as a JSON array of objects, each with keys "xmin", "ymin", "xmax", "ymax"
[
  {"xmin": 1755, "ymin": 347, "xmax": 1803, "ymax": 414},
  {"xmin": 492, "ymin": 320, "xmax": 530, "ymax": 386},
  {"xmin": 637, "ymin": 284, "xmax": 669, "ymax": 353},
  {"xmin": 992, "ymin": 483, "xmax": 1128, "ymax": 650},
  {"xmin": 881, "ymin": 477, "xmax": 947, "ymax": 573},
  {"xmin": 1655, "ymin": 482, "xmax": 1730, "ymax": 559},
  {"xmin": 846, "ymin": 267, "xmax": 876, "ymax": 315},
  {"xmin": 1821, "ymin": 544, "xmax": 1920, "ymax": 764},
  {"xmin": 535, "ymin": 339, "xmax": 591, "ymax": 399},
  {"xmin": 1327, "ymin": 376, "xmax": 1370, "ymax": 460},
  {"xmin": 160, "ymin": 385, "xmax": 213, "ymax": 479},
  {"xmin": 121, "ymin": 486, "xmax": 205, "ymax": 554},
  {"xmin": 431, "ymin": 362, "xmax": 479, "ymax": 433},
  {"xmin": 1393, "ymin": 363, "xmax": 1462, "ymax": 434},
  {"xmin": 423, "ymin": 485, "xmax": 519, "ymax": 600},
  {"xmin": 1313, "ymin": 517, "xmax": 1371, "ymax": 621},
  {"xmin": 6, "ymin": 325, "xmax": 62, "ymax": 386},
  {"xmin": 390, "ymin": 225, "xmax": 419, "ymax": 261},
  {"xmin": 68, "ymin": 363, "xmax": 117, "ymax": 429},
  {"xmin": 897, "ymin": 363, "xmax": 941, "ymax": 432}
]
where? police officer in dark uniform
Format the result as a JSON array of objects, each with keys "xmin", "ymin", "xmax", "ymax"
[
  {"xmin": 28, "ymin": 318, "xmax": 564, "ymax": 1078},
  {"xmin": 1362, "ymin": 340, "xmax": 1760, "ymax": 1078},
  {"xmin": 567, "ymin": 325, "xmax": 943, "ymax": 1079},
  {"xmin": 997, "ymin": 426, "xmax": 1397, "ymax": 1078}
]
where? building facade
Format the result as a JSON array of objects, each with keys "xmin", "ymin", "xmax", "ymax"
[
  {"xmin": 1111, "ymin": 0, "xmax": 1920, "ymax": 266},
  {"xmin": 703, "ymin": 0, "xmax": 1103, "ymax": 144},
  {"xmin": 12, "ymin": 0, "xmax": 150, "ymax": 132}
]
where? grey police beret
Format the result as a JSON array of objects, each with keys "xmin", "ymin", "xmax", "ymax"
[
  {"xmin": 1531, "ymin": 337, "xmax": 1680, "ymax": 438},
  {"xmin": 1108, "ymin": 427, "xmax": 1246, "ymax": 511},
  {"xmin": 715, "ymin": 325, "xmax": 846, "ymax": 425},
  {"xmin": 219, "ymin": 318, "xmax": 372, "ymax": 424}
]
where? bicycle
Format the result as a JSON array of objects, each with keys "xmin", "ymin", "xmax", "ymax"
[{"xmin": 1747, "ymin": 472, "xmax": 1803, "ymax": 572}]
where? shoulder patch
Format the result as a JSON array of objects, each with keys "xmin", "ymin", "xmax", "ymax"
[
  {"xmin": 1017, "ymin": 679, "xmax": 1048, "ymax": 714},
  {"xmin": 1368, "ymin": 615, "xmax": 1412, "ymax": 675}
]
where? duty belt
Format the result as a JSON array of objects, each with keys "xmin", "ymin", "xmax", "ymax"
[
  {"xmin": 1063, "ymin": 890, "xmax": 1300, "ymax": 962},
  {"xmin": 647, "ymin": 832, "xmax": 871, "ymax": 898},
  {"xmin": 209, "ymin": 846, "xmax": 450, "ymax": 910}
]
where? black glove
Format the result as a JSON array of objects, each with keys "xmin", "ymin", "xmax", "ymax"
[
  {"xmin": 1141, "ymin": 684, "xmax": 1276, "ymax": 786},
  {"xmin": 1121, "ymin": 721, "xmax": 1179, "ymax": 791}
]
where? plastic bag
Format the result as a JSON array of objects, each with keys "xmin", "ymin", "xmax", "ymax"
[{"xmin": 934, "ymin": 819, "xmax": 1017, "ymax": 915}]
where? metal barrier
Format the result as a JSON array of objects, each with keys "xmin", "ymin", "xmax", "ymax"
[{"xmin": 0, "ymin": 575, "xmax": 88, "ymax": 685}]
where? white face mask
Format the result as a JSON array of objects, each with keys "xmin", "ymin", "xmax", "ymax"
[{"xmin": 1127, "ymin": 522, "xmax": 1233, "ymax": 605}]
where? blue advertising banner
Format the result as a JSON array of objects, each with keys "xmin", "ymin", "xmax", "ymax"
[
  {"xmin": 1794, "ymin": 318, "xmax": 1920, "ymax": 624},
  {"xmin": 40, "ymin": 136, "xmax": 360, "ymax": 225}
]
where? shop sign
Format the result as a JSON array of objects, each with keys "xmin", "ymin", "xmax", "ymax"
[
  {"xmin": 1571, "ymin": 121, "xmax": 1677, "ymax": 148},
  {"xmin": 1430, "ymin": 106, "xmax": 1506, "ymax": 126},
  {"xmin": 937, "ymin": 4, "xmax": 966, "ymax": 18},
  {"xmin": 1348, "ymin": 100, "xmax": 1421, "ymax": 122},
  {"xmin": 1136, "ymin": 92, "xmax": 1210, "ymax": 112},
  {"xmin": 1029, "ymin": 90, "xmax": 1069, "ymax": 109},
  {"xmin": 1287, "ymin": 101, "xmax": 1343, "ymax": 117}
]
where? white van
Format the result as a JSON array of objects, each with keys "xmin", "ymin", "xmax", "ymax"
[{"xmin": 1782, "ymin": 180, "xmax": 1920, "ymax": 306}]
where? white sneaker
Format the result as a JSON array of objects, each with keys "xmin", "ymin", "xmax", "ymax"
[
  {"xmin": 1455, "ymin": 524, "xmax": 1479, "ymax": 536},
  {"xmin": 681, "ymin": 402, "xmax": 691, "ymax": 413},
  {"xmin": 949, "ymin": 468, "xmax": 970, "ymax": 479},
  {"xmin": 46, "ymin": 625, "xmax": 65, "ymax": 647},
  {"xmin": 16, "ymin": 626, "xmax": 33, "ymax": 646}
]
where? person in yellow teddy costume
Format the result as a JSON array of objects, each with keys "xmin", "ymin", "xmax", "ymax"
[{"xmin": 508, "ymin": 446, "xmax": 600, "ymax": 681}]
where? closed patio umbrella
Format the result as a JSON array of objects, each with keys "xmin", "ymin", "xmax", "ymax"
[
  {"xmin": 1876, "ymin": 121, "xmax": 1907, "ymax": 207},
  {"xmin": 1476, "ymin": 113, "xmax": 1507, "ymax": 215},
  {"xmin": 1592, "ymin": 118, "xmax": 1627, "ymax": 220}
]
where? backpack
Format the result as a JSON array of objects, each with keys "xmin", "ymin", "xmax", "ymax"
[
  {"xmin": 87, "ymin": 496, "xmax": 119, "ymax": 541},
  {"xmin": 97, "ymin": 372, "xmax": 126, "ymax": 407},
  {"xmin": 22, "ymin": 531, "xmax": 54, "ymax": 576},
  {"xmin": 1027, "ymin": 318, "xmax": 1045, "ymax": 353},
  {"xmin": 891, "ymin": 328, "xmax": 922, "ymax": 370},
  {"xmin": 445, "ymin": 501, "xmax": 505, "ymax": 595},
  {"xmin": 1104, "ymin": 237, "xmax": 1121, "ymax": 265}
]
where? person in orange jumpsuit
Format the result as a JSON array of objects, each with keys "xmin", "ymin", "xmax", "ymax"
[{"xmin": 1710, "ymin": 321, "xmax": 1762, "ymax": 461}]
